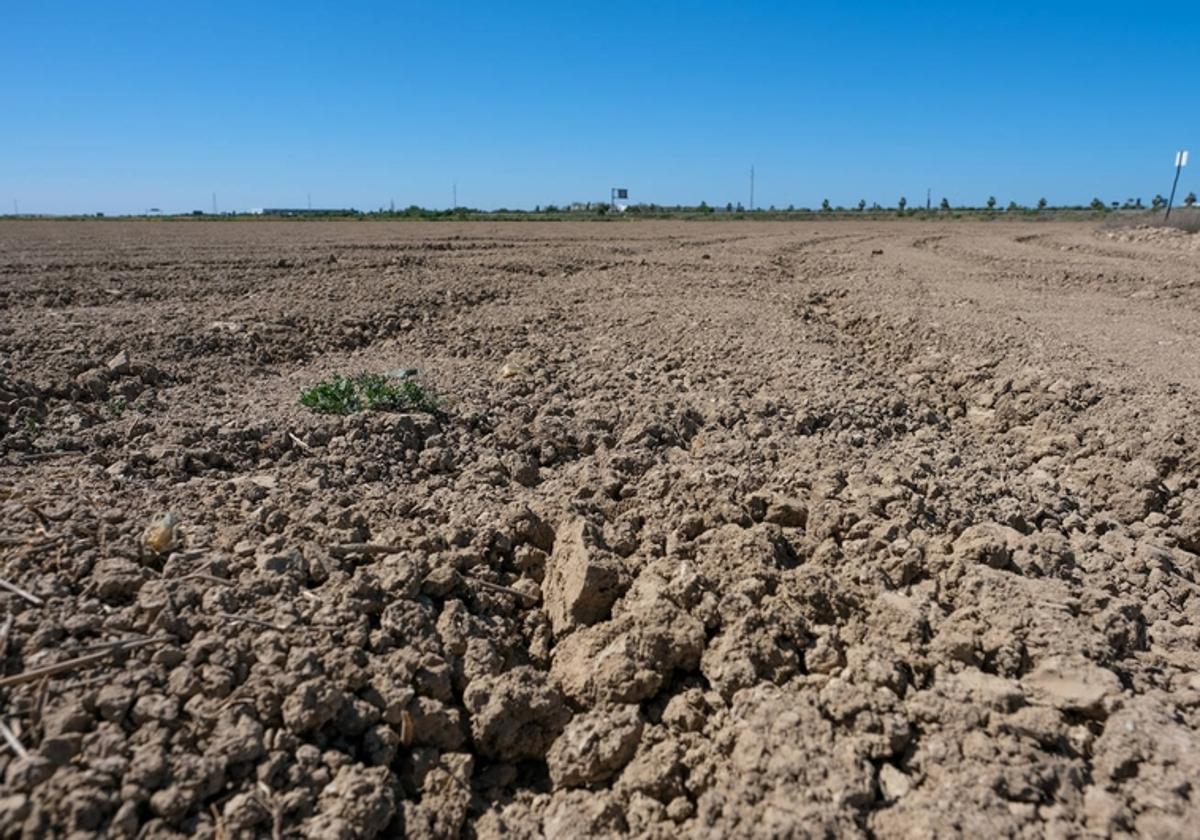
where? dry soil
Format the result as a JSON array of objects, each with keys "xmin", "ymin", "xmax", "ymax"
[{"xmin": 1, "ymin": 219, "xmax": 1199, "ymax": 838}]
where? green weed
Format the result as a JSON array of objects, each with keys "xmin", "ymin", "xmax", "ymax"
[{"xmin": 299, "ymin": 373, "xmax": 439, "ymax": 415}]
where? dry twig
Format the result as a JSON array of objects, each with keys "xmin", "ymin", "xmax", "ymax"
[
  {"xmin": 288, "ymin": 432, "xmax": 312, "ymax": 451},
  {"xmin": 74, "ymin": 634, "xmax": 175, "ymax": 655},
  {"xmin": 0, "ymin": 577, "xmax": 43, "ymax": 606},
  {"xmin": 0, "ymin": 635, "xmax": 170, "ymax": 689},
  {"xmin": 0, "ymin": 613, "xmax": 12, "ymax": 660},
  {"xmin": 177, "ymin": 571, "xmax": 234, "ymax": 583},
  {"xmin": 216, "ymin": 613, "xmax": 287, "ymax": 632},
  {"xmin": 0, "ymin": 719, "xmax": 29, "ymax": 758}
]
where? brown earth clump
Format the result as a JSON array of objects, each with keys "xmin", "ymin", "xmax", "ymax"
[{"xmin": 1, "ymin": 219, "xmax": 1199, "ymax": 837}]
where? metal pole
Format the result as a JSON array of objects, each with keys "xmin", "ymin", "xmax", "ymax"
[
  {"xmin": 750, "ymin": 166, "xmax": 755, "ymax": 212},
  {"xmin": 1165, "ymin": 156, "xmax": 1184, "ymax": 221}
]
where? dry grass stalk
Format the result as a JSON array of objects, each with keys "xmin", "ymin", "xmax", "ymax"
[
  {"xmin": 216, "ymin": 613, "xmax": 287, "ymax": 632},
  {"xmin": 0, "ymin": 577, "xmax": 43, "ymax": 606},
  {"xmin": 0, "ymin": 719, "xmax": 29, "ymax": 758},
  {"xmin": 0, "ymin": 635, "xmax": 170, "ymax": 689},
  {"xmin": 288, "ymin": 432, "xmax": 313, "ymax": 451}
]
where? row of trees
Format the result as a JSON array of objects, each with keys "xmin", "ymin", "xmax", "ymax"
[
  {"xmin": 361, "ymin": 194, "xmax": 1198, "ymax": 218},
  {"xmin": 633, "ymin": 195, "xmax": 1198, "ymax": 215},
  {"xmin": 814, "ymin": 194, "xmax": 1197, "ymax": 214}
]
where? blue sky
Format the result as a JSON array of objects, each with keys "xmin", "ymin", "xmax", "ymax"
[{"xmin": 2, "ymin": 2, "xmax": 1196, "ymax": 214}]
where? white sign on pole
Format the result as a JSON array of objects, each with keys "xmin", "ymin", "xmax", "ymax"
[{"xmin": 1176, "ymin": 150, "xmax": 1189, "ymax": 167}]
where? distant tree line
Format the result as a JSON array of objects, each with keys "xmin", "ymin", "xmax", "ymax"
[{"xmin": 37, "ymin": 192, "xmax": 1196, "ymax": 221}]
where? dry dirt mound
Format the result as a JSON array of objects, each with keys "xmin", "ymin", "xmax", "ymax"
[
  {"xmin": 1, "ymin": 220, "xmax": 1200, "ymax": 838},
  {"xmin": 1101, "ymin": 224, "xmax": 1200, "ymax": 251}
]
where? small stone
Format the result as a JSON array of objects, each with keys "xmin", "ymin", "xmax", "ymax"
[
  {"xmin": 143, "ymin": 512, "xmax": 181, "ymax": 554},
  {"xmin": 107, "ymin": 350, "xmax": 132, "ymax": 375},
  {"xmin": 498, "ymin": 362, "xmax": 526, "ymax": 379},
  {"xmin": 879, "ymin": 764, "xmax": 912, "ymax": 800}
]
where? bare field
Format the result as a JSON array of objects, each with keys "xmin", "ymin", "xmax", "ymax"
[{"xmin": 2, "ymin": 219, "xmax": 1200, "ymax": 838}]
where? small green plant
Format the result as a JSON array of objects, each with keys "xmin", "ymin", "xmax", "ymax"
[
  {"xmin": 299, "ymin": 373, "xmax": 439, "ymax": 415},
  {"xmin": 105, "ymin": 396, "xmax": 128, "ymax": 419},
  {"xmin": 24, "ymin": 415, "xmax": 41, "ymax": 435}
]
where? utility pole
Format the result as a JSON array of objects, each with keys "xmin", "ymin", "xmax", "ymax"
[
  {"xmin": 389, "ymin": 198, "xmax": 395, "ymax": 213},
  {"xmin": 452, "ymin": 182, "xmax": 457, "ymax": 210},
  {"xmin": 926, "ymin": 188, "xmax": 931, "ymax": 211},
  {"xmin": 307, "ymin": 193, "xmax": 312, "ymax": 210},
  {"xmin": 212, "ymin": 193, "xmax": 218, "ymax": 215},
  {"xmin": 1166, "ymin": 150, "xmax": 1189, "ymax": 221},
  {"xmin": 12, "ymin": 200, "xmax": 17, "ymax": 216},
  {"xmin": 749, "ymin": 165, "xmax": 755, "ymax": 212}
]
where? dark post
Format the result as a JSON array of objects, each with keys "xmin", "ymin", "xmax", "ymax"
[{"xmin": 1166, "ymin": 151, "xmax": 1188, "ymax": 221}]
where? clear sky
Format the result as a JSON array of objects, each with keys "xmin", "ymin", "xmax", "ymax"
[{"xmin": 2, "ymin": 2, "xmax": 1197, "ymax": 215}]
